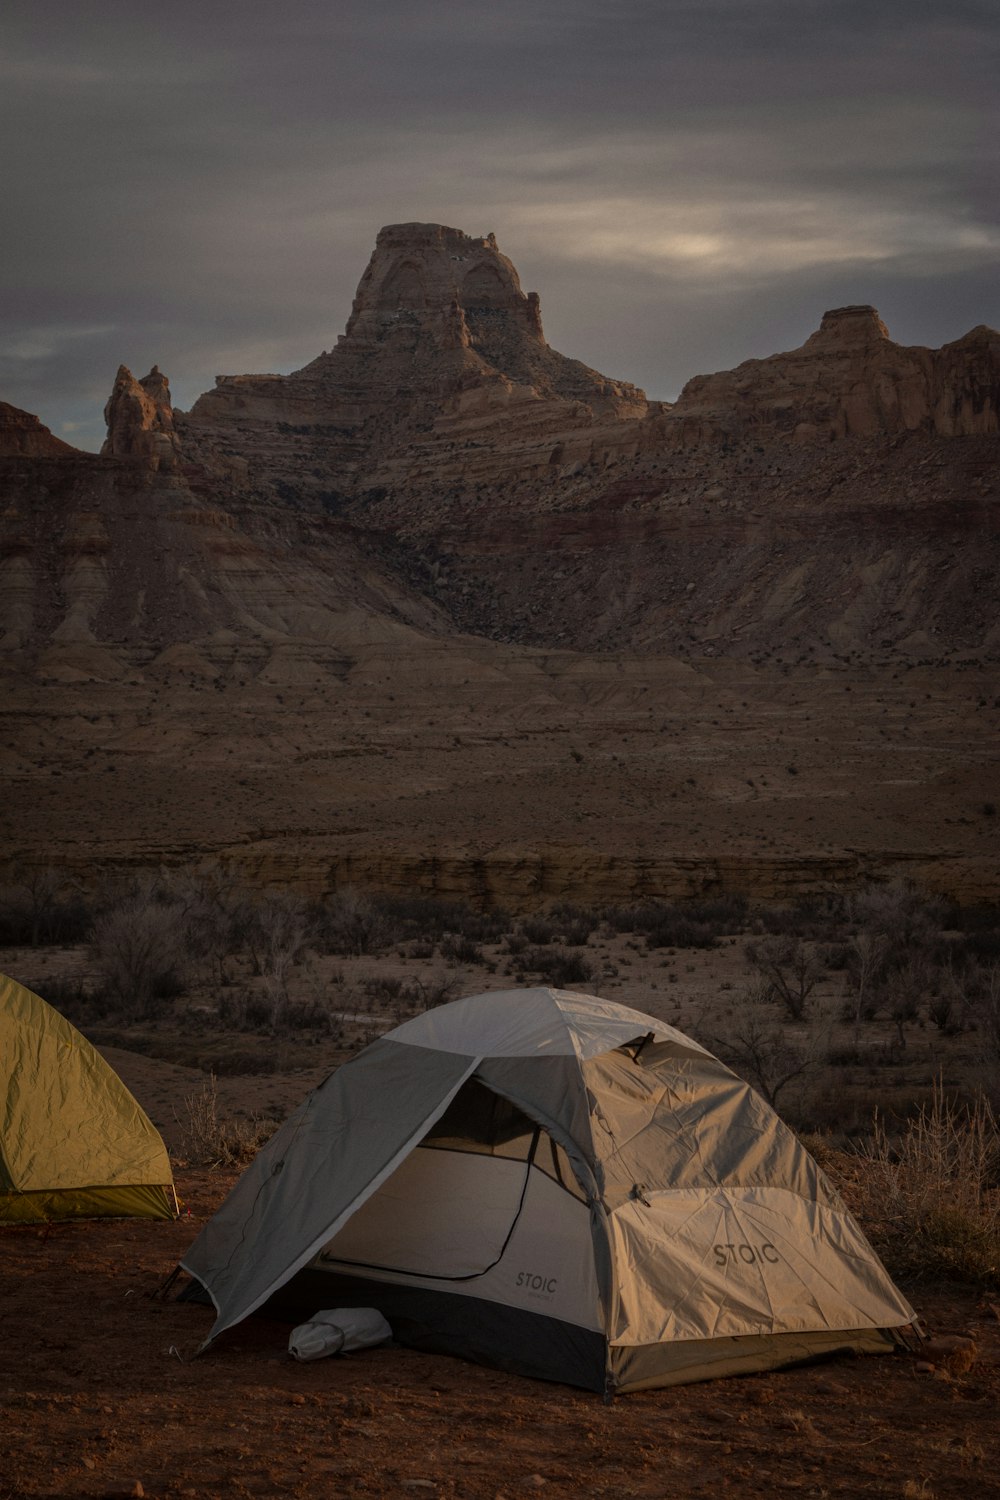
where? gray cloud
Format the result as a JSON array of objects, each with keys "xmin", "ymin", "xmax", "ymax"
[{"xmin": 1, "ymin": 1, "xmax": 997, "ymax": 447}]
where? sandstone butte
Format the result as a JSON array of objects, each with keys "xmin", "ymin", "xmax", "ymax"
[{"xmin": 1, "ymin": 222, "xmax": 998, "ymax": 908}]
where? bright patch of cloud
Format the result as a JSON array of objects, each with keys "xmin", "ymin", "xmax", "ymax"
[{"xmin": 5, "ymin": 324, "xmax": 119, "ymax": 364}]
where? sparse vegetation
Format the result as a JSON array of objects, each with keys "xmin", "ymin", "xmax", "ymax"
[
  {"xmin": 179, "ymin": 1075, "xmax": 276, "ymax": 1168},
  {"xmin": 6, "ymin": 867, "xmax": 1000, "ymax": 1288},
  {"xmin": 745, "ymin": 936, "xmax": 822, "ymax": 1021},
  {"xmin": 848, "ymin": 1085, "xmax": 1000, "ymax": 1285}
]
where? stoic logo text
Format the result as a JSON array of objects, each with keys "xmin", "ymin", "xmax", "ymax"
[
  {"xmin": 516, "ymin": 1270, "xmax": 558, "ymax": 1294},
  {"xmin": 712, "ymin": 1241, "xmax": 780, "ymax": 1267}
]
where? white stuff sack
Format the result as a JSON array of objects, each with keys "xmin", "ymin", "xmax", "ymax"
[{"xmin": 288, "ymin": 1306, "xmax": 393, "ymax": 1362}]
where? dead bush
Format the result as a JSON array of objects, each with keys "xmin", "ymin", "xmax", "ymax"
[
  {"xmin": 517, "ymin": 948, "xmax": 596, "ymax": 988},
  {"xmin": 711, "ymin": 1011, "xmax": 815, "ymax": 1110},
  {"xmin": 179, "ymin": 1076, "xmax": 275, "ymax": 1167},
  {"xmin": 407, "ymin": 971, "xmax": 462, "ymax": 1010},
  {"xmin": 91, "ymin": 888, "xmax": 188, "ymax": 1020},
  {"xmin": 520, "ymin": 915, "xmax": 557, "ymax": 945},
  {"xmin": 602, "ymin": 900, "xmax": 730, "ymax": 949},
  {"xmin": 440, "ymin": 933, "xmax": 484, "ymax": 965},
  {"xmin": 376, "ymin": 896, "xmax": 508, "ymax": 945},
  {"xmin": 851, "ymin": 1085, "xmax": 1000, "ymax": 1284},
  {"xmin": 744, "ymin": 936, "xmax": 822, "ymax": 1021},
  {"xmin": 0, "ymin": 866, "xmax": 93, "ymax": 947},
  {"xmin": 319, "ymin": 889, "xmax": 393, "ymax": 956}
]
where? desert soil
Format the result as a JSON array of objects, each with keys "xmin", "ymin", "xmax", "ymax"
[
  {"xmin": 4, "ymin": 928, "xmax": 999, "ymax": 1500},
  {"xmin": 2, "ymin": 1165, "xmax": 997, "ymax": 1500}
]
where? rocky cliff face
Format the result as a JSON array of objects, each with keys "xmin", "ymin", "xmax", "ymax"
[
  {"xmin": 5, "ymin": 224, "xmax": 999, "ymax": 670},
  {"xmin": 102, "ymin": 365, "xmax": 181, "ymax": 467},
  {"xmin": 659, "ymin": 305, "xmax": 1000, "ymax": 447},
  {"xmin": 175, "ymin": 223, "xmax": 649, "ymax": 499},
  {"xmin": 0, "ymin": 402, "xmax": 79, "ymax": 458},
  {"xmin": 3, "ymin": 223, "xmax": 999, "ymax": 904}
]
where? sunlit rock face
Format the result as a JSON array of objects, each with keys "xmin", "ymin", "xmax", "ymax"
[
  {"xmin": 654, "ymin": 306, "xmax": 1000, "ymax": 447},
  {"xmin": 102, "ymin": 365, "xmax": 180, "ymax": 468},
  {"xmin": 173, "ymin": 223, "xmax": 650, "ymax": 499}
]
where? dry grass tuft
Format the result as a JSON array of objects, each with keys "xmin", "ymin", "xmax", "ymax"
[
  {"xmin": 178, "ymin": 1075, "xmax": 275, "ymax": 1168},
  {"xmin": 852, "ymin": 1083, "xmax": 1000, "ymax": 1284}
]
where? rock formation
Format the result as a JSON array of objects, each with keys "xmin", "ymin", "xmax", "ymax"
[
  {"xmin": 659, "ymin": 305, "xmax": 1000, "ymax": 447},
  {"xmin": 3, "ymin": 222, "xmax": 999, "ymax": 904},
  {"xmin": 175, "ymin": 223, "xmax": 650, "ymax": 499},
  {"xmin": 102, "ymin": 365, "xmax": 180, "ymax": 467},
  {"xmin": 0, "ymin": 402, "xmax": 79, "ymax": 459}
]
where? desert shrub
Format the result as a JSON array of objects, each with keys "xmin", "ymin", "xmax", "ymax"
[
  {"xmin": 318, "ymin": 889, "xmax": 393, "ymax": 956},
  {"xmin": 377, "ymin": 896, "xmax": 508, "ymax": 945},
  {"xmin": 521, "ymin": 915, "xmax": 557, "ymax": 945},
  {"xmin": 711, "ymin": 1011, "xmax": 814, "ymax": 1109},
  {"xmin": 825, "ymin": 1039, "xmax": 905, "ymax": 1069},
  {"xmin": 0, "ymin": 867, "xmax": 94, "ymax": 947},
  {"xmin": 842, "ymin": 931, "xmax": 890, "ymax": 1036},
  {"xmin": 361, "ymin": 974, "xmax": 404, "ymax": 1005},
  {"xmin": 439, "ymin": 933, "xmax": 484, "ymax": 965},
  {"xmin": 601, "ymin": 902, "xmax": 717, "ymax": 949},
  {"xmin": 962, "ymin": 928, "xmax": 1000, "ymax": 963},
  {"xmin": 849, "ymin": 879, "xmax": 943, "ymax": 957},
  {"xmin": 602, "ymin": 896, "xmax": 745, "ymax": 944},
  {"xmin": 645, "ymin": 913, "xmax": 719, "ymax": 950},
  {"xmin": 216, "ymin": 988, "xmax": 273, "ymax": 1030},
  {"xmin": 884, "ymin": 956, "xmax": 931, "ymax": 1047},
  {"xmin": 241, "ymin": 890, "xmax": 320, "ymax": 1025},
  {"xmin": 822, "ymin": 942, "xmax": 852, "ymax": 971},
  {"xmin": 741, "ymin": 976, "xmax": 777, "ymax": 1007},
  {"xmin": 406, "ymin": 972, "xmax": 462, "ymax": 1010},
  {"xmin": 601, "ymin": 902, "xmax": 647, "ymax": 935},
  {"xmin": 754, "ymin": 894, "xmax": 846, "ymax": 940},
  {"xmin": 215, "ymin": 986, "xmax": 336, "ymax": 1033},
  {"xmin": 505, "ymin": 931, "xmax": 529, "ymax": 956},
  {"xmin": 850, "ymin": 1086, "xmax": 1000, "ymax": 1284},
  {"xmin": 966, "ymin": 962, "xmax": 1000, "ymax": 1078},
  {"xmin": 825, "ymin": 1041, "xmax": 865, "ymax": 1068},
  {"xmin": 281, "ymin": 997, "xmax": 341, "ymax": 1031},
  {"xmin": 15, "ymin": 971, "xmax": 92, "ymax": 1019},
  {"xmin": 927, "ymin": 991, "xmax": 960, "ymax": 1035},
  {"xmin": 91, "ymin": 888, "xmax": 188, "ymax": 1019},
  {"xmin": 547, "ymin": 902, "xmax": 601, "ymax": 940},
  {"xmin": 179, "ymin": 1076, "xmax": 276, "ymax": 1167},
  {"xmin": 519, "ymin": 948, "xmax": 596, "ymax": 987},
  {"xmin": 174, "ymin": 864, "xmax": 254, "ymax": 985},
  {"xmin": 683, "ymin": 894, "xmax": 749, "ymax": 930},
  {"xmin": 940, "ymin": 900, "xmax": 1000, "ymax": 937},
  {"xmin": 744, "ymin": 936, "xmax": 822, "ymax": 1021}
]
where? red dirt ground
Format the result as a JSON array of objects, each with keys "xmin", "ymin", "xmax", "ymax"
[{"xmin": 2, "ymin": 1169, "xmax": 998, "ymax": 1500}]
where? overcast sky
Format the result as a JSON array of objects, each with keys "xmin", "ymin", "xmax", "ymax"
[{"xmin": 2, "ymin": 0, "xmax": 998, "ymax": 450}]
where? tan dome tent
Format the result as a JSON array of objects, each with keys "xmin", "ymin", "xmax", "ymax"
[
  {"xmin": 180, "ymin": 989, "xmax": 918, "ymax": 1392},
  {"xmin": 1, "ymin": 973, "xmax": 177, "ymax": 1223}
]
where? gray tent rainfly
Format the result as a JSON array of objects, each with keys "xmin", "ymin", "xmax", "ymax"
[{"xmin": 179, "ymin": 988, "xmax": 920, "ymax": 1392}]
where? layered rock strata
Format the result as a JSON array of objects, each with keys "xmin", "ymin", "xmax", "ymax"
[
  {"xmin": 3, "ymin": 222, "xmax": 1000, "ymax": 904},
  {"xmin": 659, "ymin": 306, "xmax": 1000, "ymax": 447},
  {"xmin": 0, "ymin": 402, "xmax": 79, "ymax": 459},
  {"xmin": 175, "ymin": 223, "xmax": 650, "ymax": 499}
]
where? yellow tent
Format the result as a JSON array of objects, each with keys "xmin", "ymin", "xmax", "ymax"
[{"xmin": 1, "ymin": 973, "xmax": 177, "ymax": 1222}]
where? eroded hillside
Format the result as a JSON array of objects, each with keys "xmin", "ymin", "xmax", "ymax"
[{"xmin": 2, "ymin": 224, "xmax": 998, "ymax": 903}]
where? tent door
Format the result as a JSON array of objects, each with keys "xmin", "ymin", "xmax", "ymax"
[{"xmin": 317, "ymin": 1126, "xmax": 541, "ymax": 1282}]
